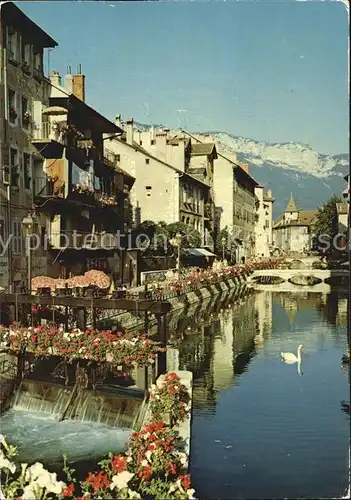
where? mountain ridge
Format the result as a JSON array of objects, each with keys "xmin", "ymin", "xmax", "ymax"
[{"xmin": 134, "ymin": 122, "xmax": 349, "ymax": 217}]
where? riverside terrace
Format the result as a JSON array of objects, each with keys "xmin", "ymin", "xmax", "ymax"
[{"xmin": 0, "ymin": 260, "xmax": 284, "ymax": 389}]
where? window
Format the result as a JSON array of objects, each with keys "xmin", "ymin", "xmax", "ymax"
[
  {"xmin": 10, "ymin": 148, "xmax": 19, "ymax": 187},
  {"xmin": 8, "ymin": 89, "xmax": 17, "ymax": 124},
  {"xmin": 23, "ymin": 153, "xmax": 31, "ymax": 190},
  {"xmin": 21, "ymin": 96, "xmax": 30, "ymax": 129},
  {"xmin": 7, "ymin": 28, "xmax": 18, "ymax": 61},
  {"xmin": 33, "ymin": 48, "xmax": 43, "ymax": 79},
  {"xmin": 0, "ymin": 218, "xmax": 5, "ymax": 245},
  {"xmin": 12, "ymin": 221, "xmax": 22, "ymax": 255},
  {"xmin": 115, "ymin": 154, "xmax": 120, "ymax": 162},
  {"xmin": 151, "ymin": 140, "xmax": 155, "ymax": 145},
  {"xmin": 145, "ymin": 186, "xmax": 152, "ymax": 197},
  {"xmin": 145, "ymin": 158, "xmax": 150, "ymax": 165},
  {"xmin": 21, "ymin": 38, "xmax": 31, "ymax": 72}
]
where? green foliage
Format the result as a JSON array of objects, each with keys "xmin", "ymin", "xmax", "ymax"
[
  {"xmin": 313, "ymin": 195, "xmax": 342, "ymax": 257},
  {"xmin": 314, "ymin": 196, "xmax": 341, "ymax": 235},
  {"xmin": 132, "ymin": 220, "xmax": 201, "ymax": 256}
]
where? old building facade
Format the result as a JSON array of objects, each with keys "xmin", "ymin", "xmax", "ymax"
[
  {"xmin": 0, "ymin": 2, "xmax": 57, "ymax": 290},
  {"xmin": 30, "ymin": 69, "xmax": 136, "ymax": 282},
  {"xmin": 254, "ymin": 186, "xmax": 274, "ymax": 257},
  {"xmin": 273, "ymin": 195, "xmax": 317, "ymax": 254},
  {"xmin": 104, "ymin": 122, "xmax": 215, "ymax": 248}
]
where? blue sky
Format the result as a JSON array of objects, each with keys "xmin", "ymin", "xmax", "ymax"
[{"xmin": 17, "ymin": 0, "xmax": 349, "ymax": 155}]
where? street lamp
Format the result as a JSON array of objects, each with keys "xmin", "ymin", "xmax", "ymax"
[
  {"xmin": 22, "ymin": 213, "xmax": 38, "ymax": 294},
  {"xmin": 221, "ymin": 236, "xmax": 226, "ymax": 262},
  {"xmin": 170, "ymin": 232, "xmax": 182, "ymax": 279}
]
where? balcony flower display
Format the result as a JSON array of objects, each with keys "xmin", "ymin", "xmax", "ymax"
[
  {"xmin": 72, "ymin": 183, "xmax": 94, "ymax": 194},
  {"xmin": 0, "ymin": 325, "xmax": 164, "ymax": 368},
  {"xmin": 98, "ymin": 193, "xmax": 118, "ymax": 207},
  {"xmin": 61, "ymin": 124, "xmax": 85, "ymax": 141}
]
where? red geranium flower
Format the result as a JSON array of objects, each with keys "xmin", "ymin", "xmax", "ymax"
[
  {"xmin": 111, "ymin": 454, "xmax": 127, "ymax": 472},
  {"xmin": 180, "ymin": 474, "xmax": 191, "ymax": 490},
  {"xmin": 62, "ymin": 483, "xmax": 75, "ymax": 497}
]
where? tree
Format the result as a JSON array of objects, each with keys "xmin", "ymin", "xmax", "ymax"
[
  {"xmin": 313, "ymin": 195, "xmax": 342, "ymax": 259},
  {"xmin": 166, "ymin": 222, "xmax": 201, "ymax": 248},
  {"xmin": 215, "ymin": 226, "xmax": 237, "ymax": 262}
]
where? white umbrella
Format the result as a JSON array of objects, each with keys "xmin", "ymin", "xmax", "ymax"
[{"xmin": 42, "ymin": 106, "xmax": 68, "ymax": 115}]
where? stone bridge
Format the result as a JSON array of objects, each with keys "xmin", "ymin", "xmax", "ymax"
[{"xmin": 248, "ymin": 269, "xmax": 348, "ymax": 291}]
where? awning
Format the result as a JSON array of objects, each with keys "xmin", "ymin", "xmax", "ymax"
[{"xmin": 186, "ymin": 248, "xmax": 216, "ymax": 257}]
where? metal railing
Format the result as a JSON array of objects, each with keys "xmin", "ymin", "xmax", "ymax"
[{"xmin": 33, "ymin": 177, "xmax": 54, "ymax": 196}]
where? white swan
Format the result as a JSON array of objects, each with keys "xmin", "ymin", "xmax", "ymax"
[{"xmin": 281, "ymin": 344, "xmax": 303, "ymax": 364}]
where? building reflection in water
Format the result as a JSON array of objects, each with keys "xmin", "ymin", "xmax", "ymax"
[{"xmin": 167, "ymin": 287, "xmax": 348, "ymax": 414}]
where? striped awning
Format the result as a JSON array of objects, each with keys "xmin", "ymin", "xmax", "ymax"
[{"xmin": 186, "ymin": 248, "xmax": 216, "ymax": 257}]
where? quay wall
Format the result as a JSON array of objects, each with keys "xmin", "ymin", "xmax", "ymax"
[{"xmin": 97, "ymin": 275, "xmax": 248, "ymax": 332}]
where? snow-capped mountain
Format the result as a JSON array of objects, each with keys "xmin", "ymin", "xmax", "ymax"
[
  {"xmin": 135, "ymin": 123, "xmax": 349, "ymax": 218},
  {"xmin": 194, "ymin": 131, "xmax": 349, "ymax": 217},
  {"xmin": 198, "ymin": 132, "xmax": 348, "ymax": 179}
]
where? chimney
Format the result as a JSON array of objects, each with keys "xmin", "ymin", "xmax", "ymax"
[
  {"xmin": 239, "ymin": 162, "xmax": 249, "ymax": 174},
  {"xmin": 72, "ymin": 65, "xmax": 85, "ymax": 101},
  {"xmin": 49, "ymin": 70, "xmax": 61, "ymax": 87},
  {"xmin": 126, "ymin": 119, "xmax": 134, "ymax": 145},
  {"xmin": 65, "ymin": 74, "xmax": 73, "ymax": 94},
  {"xmin": 163, "ymin": 128, "xmax": 170, "ymax": 138},
  {"xmin": 267, "ymin": 189, "xmax": 272, "ymax": 198}
]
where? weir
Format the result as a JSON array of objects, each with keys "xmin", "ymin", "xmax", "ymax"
[{"xmin": 12, "ymin": 380, "xmax": 144, "ymax": 428}]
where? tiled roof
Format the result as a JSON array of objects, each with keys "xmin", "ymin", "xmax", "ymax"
[
  {"xmin": 285, "ymin": 194, "xmax": 297, "ymax": 212},
  {"xmin": 191, "ymin": 143, "xmax": 217, "ymax": 158}
]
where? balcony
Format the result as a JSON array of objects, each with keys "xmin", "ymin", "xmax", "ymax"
[
  {"xmin": 31, "ymin": 121, "xmax": 66, "ymax": 158},
  {"xmin": 47, "ymin": 231, "xmax": 119, "ymax": 250},
  {"xmin": 33, "ymin": 176, "xmax": 64, "ymax": 198}
]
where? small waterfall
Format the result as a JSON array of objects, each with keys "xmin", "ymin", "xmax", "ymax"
[
  {"xmin": 65, "ymin": 389, "xmax": 142, "ymax": 428},
  {"xmin": 11, "ymin": 380, "xmax": 143, "ymax": 429},
  {"xmin": 13, "ymin": 381, "xmax": 73, "ymax": 419}
]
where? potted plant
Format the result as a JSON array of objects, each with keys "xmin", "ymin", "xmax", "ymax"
[
  {"xmin": 23, "ymin": 110, "xmax": 31, "ymax": 126},
  {"xmin": 9, "ymin": 107, "xmax": 17, "ymax": 121}
]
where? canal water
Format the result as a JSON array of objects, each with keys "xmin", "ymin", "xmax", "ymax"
[
  {"xmin": 0, "ymin": 288, "xmax": 349, "ymax": 498},
  {"xmin": 173, "ymin": 290, "xmax": 349, "ymax": 499}
]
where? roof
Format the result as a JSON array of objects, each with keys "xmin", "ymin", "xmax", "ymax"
[
  {"xmin": 185, "ymin": 248, "xmax": 216, "ymax": 257},
  {"xmin": 273, "ymin": 210, "xmax": 318, "ymax": 229},
  {"xmin": 1, "ymin": 2, "xmax": 58, "ymax": 48},
  {"xmin": 336, "ymin": 203, "xmax": 348, "ymax": 215},
  {"xmin": 50, "ymin": 94, "xmax": 123, "ymax": 134},
  {"xmin": 191, "ymin": 143, "xmax": 218, "ymax": 159},
  {"xmin": 167, "ymin": 136, "xmax": 191, "ymax": 147},
  {"xmin": 285, "ymin": 194, "xmax": 298, "ymax": 212}
]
